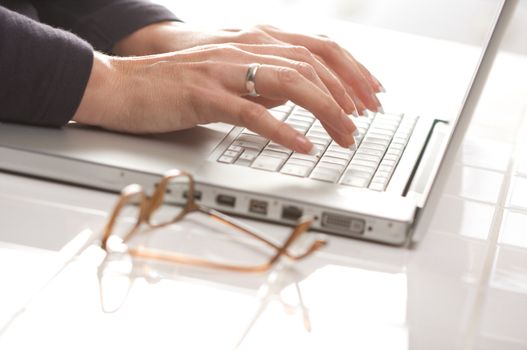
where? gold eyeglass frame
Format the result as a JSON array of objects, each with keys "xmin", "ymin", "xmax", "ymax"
[{"xmin": 100, "ymin": 169, "xmax": 327, "ymax": 273}]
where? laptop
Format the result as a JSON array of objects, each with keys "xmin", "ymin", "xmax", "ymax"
[{"xmin": 0, "ymin": 0, "xmax": 514, "ymax": 245}]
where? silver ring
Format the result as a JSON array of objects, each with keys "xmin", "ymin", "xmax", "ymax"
[{"xmin": 245, "ymin": 63, "xmax": 261, "ymax": 97}]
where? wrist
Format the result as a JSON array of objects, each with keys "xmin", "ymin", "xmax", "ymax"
[{"xmin": 73, "ymin": 52, "xmax": 124, "ymax": 127}]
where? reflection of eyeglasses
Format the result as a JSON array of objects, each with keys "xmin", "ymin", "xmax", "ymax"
[{"xmin": 100, "ymin": 169, "xmax": 327, "ymax": 273}]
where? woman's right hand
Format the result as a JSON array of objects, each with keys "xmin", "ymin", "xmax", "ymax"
[{"xmin": 74, "ymin": 43, "xmax": 374, "ymax": 154}]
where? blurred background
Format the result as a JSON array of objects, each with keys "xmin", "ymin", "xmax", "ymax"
[{"xmin": 153, "ymin": 0, "xmax": 527, "ymax": 54}]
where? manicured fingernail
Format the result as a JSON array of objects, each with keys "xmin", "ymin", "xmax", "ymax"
[
  {"xmin": 353, "ymin": 129, "xmax": 360, "ymax": 138},
  {"xmin": 356, "ymin": 101, "xmax": 367, "ymax": 116},
  {"xmin": 295, "ymin": 134, "xmax": 314, "ymax": 154},
  {"xmin": 372, "ymin": 94, "xmax": 382, "ymax": 108},
  {"xmin": 341, "ymin": 111, "xmax": 357, "ymax": 134},
  {"xmin": 344, "ymin": 94, "xmax": 356, "ymax": 114},
  {"xmin": 359, "ymin": 108, "xmax": 368, "ymax": 117},
  {"xmin": 377, "ymin": 106, "xmax": 385, "ymax": 114},
  {"xmin": 348, "ymin": 141, "xmax": 357, "ymax": 152},
  {"xmin": 372, "ymin": 75, "xmax": 386, "ymax": 93}
]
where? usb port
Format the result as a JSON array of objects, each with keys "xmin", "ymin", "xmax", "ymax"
[
  {"xmin": 216, "ymin": 194, "xmax": 236, "ymax": 207},
  {"xmin": 281, "ymin": 205, "xmax": 303, "ymax": 221},
  {"xmin": 183, "ymin": 190, "xmax": 202, "ymax": 201},
  {"xmin": 249, "ymin": 199, "xmax": 268, "ymax": 216}
]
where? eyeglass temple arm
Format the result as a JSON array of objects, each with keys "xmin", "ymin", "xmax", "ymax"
[{"xmin": 200, "ymin": 207, "xmax": 327, "ymax": 260}]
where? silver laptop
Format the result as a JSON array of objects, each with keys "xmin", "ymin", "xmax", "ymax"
[{"xmin": 0, "ymin": 0, "xmax": 514, "ymax": 245}]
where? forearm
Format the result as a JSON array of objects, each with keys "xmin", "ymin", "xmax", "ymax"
[
  {"xmin": 33, "ymin": 0, "xmax": 181, "ymax": 53},
  {"xmin": 0, "ymin": 6, "xmax": 92, "ymax": 126}
]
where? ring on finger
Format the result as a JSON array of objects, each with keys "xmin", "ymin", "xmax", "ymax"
[{"xmin": 245, "ymin": 63, "xmax": 261, "ymax": 97}]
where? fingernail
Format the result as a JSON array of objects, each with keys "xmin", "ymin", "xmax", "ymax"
[
  {"xmin": 341, "ymin": 111, "xmax": 356, "ymax": 134},
  {"xmin": 372, "ymin": 75, "xmax": 386, "ymax": 93},
  {"xmin": 372, "ymin": 94, "xmax": 382, "ymax": 108},
  {"xmin": 352, "ymin": 111, "xmax": 359, "ymax": 118},
  {"xmin": 359, "ymin": 108, "xmax": 368, "ymax": 117},
  {"xmin": 353, "ymin": 129, "xmax": 360, "ymax": 138},
  {"xmin": 295, "ymin": 134, "xmax": 315, "ymax": 154},
  {"xmin": 377, "ymin": 106, "xmax": 385, "ymax": 114},
  {"xmin": 344, "ymin": 94, "xmax": 356, "ymax": 114},
  {"xmin": 348, "ymin": 141, "xmax": 357, "ymax": 152}
]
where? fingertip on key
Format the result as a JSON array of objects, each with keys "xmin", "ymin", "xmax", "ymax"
[{"xmin": 295, "ymin": 134, "xmax": 315, "ymax": 154}]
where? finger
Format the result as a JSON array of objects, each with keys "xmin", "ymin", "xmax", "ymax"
[
  {"xmin": 196, "ymin": 45, "xmax": 333, "ymax": 99},
  {"xmin": 313, "ymin": 53, "xmax": 367, "ymax": 116},
  {"xmin": 257, "ymin": 27, "xmax": 382, "ymax": 112},
  {"xmin": 345, "ymin": 83, "xmax": 368, "ymax": 116},
  {"xmin": 230, "ymin": 43, "xmax": 357, "ymax": 115},
  {"xmin": 320, "ymin": 119, "xmax": 357, "ymax": 149},
  {"xmin": 352, "ymin": 55, "xmax": 385, "ymax": 93},
  {"xmin": 245, "ymin": 96, "xmax": 288, "ymax": 109},
  {"xmin": 197, "ymin": 91, "xmax": 315, "ymax": 154},
  {"xmin": 317, "ymin": 33, "xmax": 385, "ymax": 92},
  {"xmin": 216, "ymin": 63, "xmax": 357, "ymax": 147}
]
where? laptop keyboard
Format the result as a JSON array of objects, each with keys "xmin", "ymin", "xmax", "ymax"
[{"xmin": 217, "ymin": 103, "xmax": 418, "ymax": 191}]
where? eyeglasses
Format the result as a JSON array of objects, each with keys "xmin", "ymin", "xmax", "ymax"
[{"xmin": 100, "ymin": 169, "xmax": 327, "ymax": 273}]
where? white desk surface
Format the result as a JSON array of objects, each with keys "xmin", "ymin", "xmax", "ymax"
[{"xmin": 1, "ymin": 14, "xmax": 527, "ymax": 350}]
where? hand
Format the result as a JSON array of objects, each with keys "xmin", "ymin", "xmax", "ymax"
[
  {"xmin": 113, "ymin": 22, "xmax": 384, "ymax": 115},
  {"xmin": 74, "ymin": 45, "xmax": 359, "ymax": 154}
]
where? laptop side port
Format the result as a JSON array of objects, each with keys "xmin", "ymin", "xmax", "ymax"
[
  {"xmin": 321, "ymin": 212, "xmax": 365, "ymax": 235},
  {"xmin": 249, "ymin": 199, "xmax": 268, "ymax": 216},
  {"xmin": 183, "ymin": 190, "xmax": 202, "ymax": 201},
  {"xmin": 281, "ymin": 205, "xmax": 303, "ymax": 221},
  {"xmin": 216, "ymin": 194, "xmax": 236, "ymax": 207}
]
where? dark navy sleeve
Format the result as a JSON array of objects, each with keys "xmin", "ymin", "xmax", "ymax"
[
  {"xmin": 0, "ymin": 5, "xmax": 94, "ymax": 126},
  {"xmin": 32, "ymin": 0, "xmax": 181, "ymax": 53}
]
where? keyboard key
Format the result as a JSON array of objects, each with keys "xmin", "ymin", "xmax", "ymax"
[
  {"xmin": 355, "ymin": 148, "xmax": 385, "ymax": 158},
  {"xmin": 341, "ymin": 175, "xmax": 370, "ymax": 188},
  {"xmin": 281, "ymin": 164, "xmax": 312, "ymax": 177},
  {"xmin": 270, "ymin": 110, "xmax": 289, "ymax": 121},
  {"xmin": 218, "ymin": 155, "xmax": 235, "ymax": 164},
  {"xmin": 309, "ymin": 136, "xmax": 332, "ymax": 147},
  {"xmin": 223, "ymin": 150, "xmax": 241, "ymax": 158},
  {"xmin": 352, "ymin": 154, "xmax": 382, "ymax": 164},
  {"xmin": 232, "ymin": 140, "xmax": 266, "ymax": 150},
  {"xmin": 235, "ymin": 158, "xmax": 252, "ymax": 166},
  {"xmin": 287, "ymin": 158, "xmax": 317, "ymax": 167},
  {"xmin": 319, "ymin": 156, "xmax": 348, "ymax": 166},
  {"xmin": 324, "ymin": 150, "xmax": 353, "ymax": 161},
  {"xmin": 251, "ymin": 155, "xmax": 286, "ymax": 171},
  {"xmin": 265, "ymin": 142, "xmax": 293, "ymax": 155},
  {"xmin": 369, "ymin": 181, "xmax": 387, "ymax": 191},
  {"xmin": 378, "ymin": 165, "xmax": 393, "ymax": 173},
  {"xmin": 383, "ymin": 153, "xmax": 400, "ymax": 162},
  {"xmin": 271, "ymin": 104, "xmax": 294, "ymax": 114},
  {"xmin": 348, "ymin": 164, "xmax": 376, "ymax": 173},
  {"xmin": 381, "ymin": 159, "xmax": 397, "ymax": 167},
  {"xmin": 239, "ymin": 149, "xmax": 259, "ymax": 162},
  {"xmin": 290, "ymin": 153, "xmax": 320, "ymax": 162},
  {"xmin": 363, "ymin": 137, "xmax": 391, "ymax": 147},
  {"xmin": 317, "ymin": 161, "xmax": 346, "ymax": 172},
  {"xmin": 310, "ymin": 167, "xmax": 341, "ymax": 183},
  {"xmin": 342, "ymin": 168, "xmax": 373, "ymax": 179}
]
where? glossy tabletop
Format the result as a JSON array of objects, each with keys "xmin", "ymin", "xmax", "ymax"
[{"xmin": 1, "ymin": 1, "xmax": 527, "ymax": 349}]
